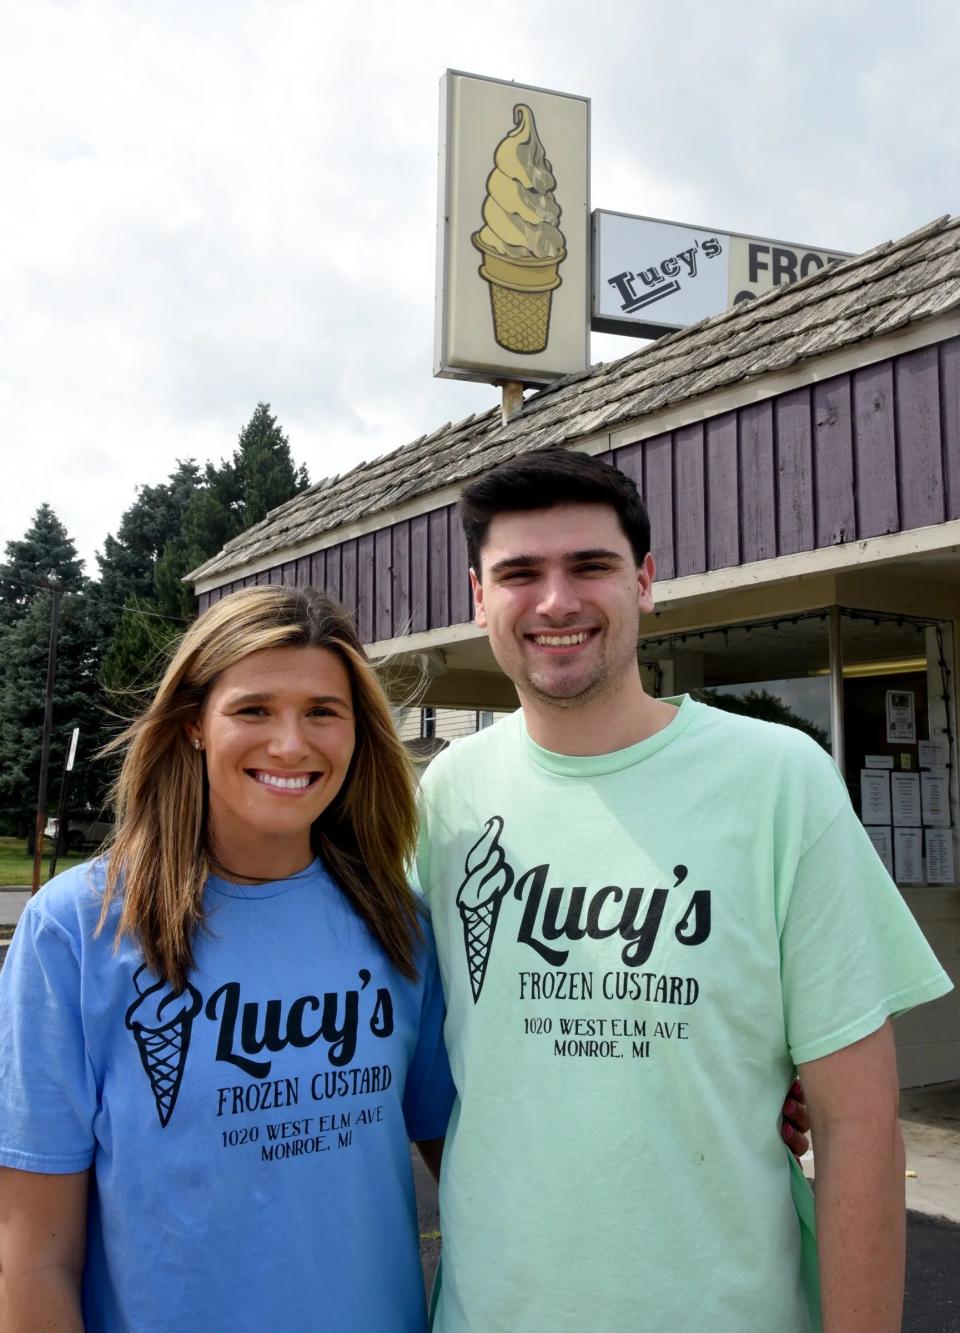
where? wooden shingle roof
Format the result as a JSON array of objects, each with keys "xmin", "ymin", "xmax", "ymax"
[{"xmin": 189, "ymin": 215, "xmax": 960, "ymax": 585}]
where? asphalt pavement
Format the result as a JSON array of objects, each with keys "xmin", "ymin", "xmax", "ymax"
[{"xmin": 0, "ymin": 887, "xmax": 30, "ymax": 927}]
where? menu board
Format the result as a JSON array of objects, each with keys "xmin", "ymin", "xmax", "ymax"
[
  {"xmin": 860, "ymin": 769, "xmax": 891, "ymax": 825},
  {"xmin": 920, "ymin": 771, "xmax": 950, "ymax": 827},
  {"xmin": 894, "ymin": 828, "xmax": 923, "ymax": 883},
  {"xmin": 865, "ymin": 826, "xmax": 894, "ymax": 877},
  {"xmin": 925, "ymin": 830, "xmax": 956, "ymax": 885},
  {"xmin": 891, "ymin": 772, "xmax": 921, "ymax": 827}
]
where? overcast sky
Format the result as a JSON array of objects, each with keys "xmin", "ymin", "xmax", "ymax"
[{"xmin": 4, "ymin": 0, "xmax": 958, "ymax": 573}]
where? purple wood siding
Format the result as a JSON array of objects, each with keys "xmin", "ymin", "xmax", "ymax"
[
  {"xmin": 375, "ymin": 529, "xmax": 392, "ymax": 641},
  {"xmin": 392, "ymin": 522, "xmax": 411, "ymax": 634},
  {"xmin": 199, "ymin": 338, "xmax": 960, "ymax": 638},
  {"xmin": 410, "ymin": 515, "xmax": 429, "ymax": 634},
  {"xmin": 739, "ymin": 402, "xmax": 777, "ymax": 563},
  {"xmin": 356, "ymin": 534, "xmax": 375, "ymax": 642},
  {"xmin": 341, "ymin": 539, "xmax": 358, "ymax": 620},
  {"xmin": 896, "ymin": 346, "xmax": 944, "ymax": 530},
  {"xmin": 673, "ymin": 423, "xmax": 706, "ymax": 576},
  {"xmin": 325, "ymin": 546, "xmax": 342, "ymax": 603},
  {"xmin": 197, "ymin": 591, "xmax": 211, "ymax": 614},
  {"xmin": 614, "ymin": 441, "xmax": 643, "ymax": 494},
  {"xmin": 704, "ymin": 412, "xmax": 739, "ymax": 569},
  {"xmin": 644, "ymin": 434, "xmax": 674, "ymax": 579},
  {"xmin": 428, "ymin": 509, "xmax": 449, "ymax": 629},
  {"xmin": 852, "ymin": 361, "xmax": 898, "ymax": 537},
  {"xmin": 942, "ymin": 338, "xmax": 960, "ymax": 521},
  {"xmin": 775, "ymin": 388, "xmax": 814, "ymax": 556},
  {"xmin": 310, "ymin": 549, "xmax": 326, "ymax": 590},
  {"xmin": 448, "ymin": 505, "xmax": 472, "ymax": 625},
  {"xmin": 813, "ymin": 378, "xmax": 855, "ymax": 546}
]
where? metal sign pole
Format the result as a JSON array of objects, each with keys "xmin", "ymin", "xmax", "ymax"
[
  {"xmin": 48, "ymin": 726, "xmax": 79, "ymax": 882},
  {"xmin": 499, "ymin": 381, "xmax": 524, "ymax": 425}
]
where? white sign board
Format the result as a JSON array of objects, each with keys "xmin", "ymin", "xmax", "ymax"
[
  {"xmin": 435, "ymin": 71, "xmax": 590, "ymax": 385},
  {"xmin": 592, "ymin": 210, "xmax": 850, "ymax": 338}
]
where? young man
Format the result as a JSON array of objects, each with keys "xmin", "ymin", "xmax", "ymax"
[{"xmin": 415, "ymin": 449, "xmax": 952, "ymax": 1332}]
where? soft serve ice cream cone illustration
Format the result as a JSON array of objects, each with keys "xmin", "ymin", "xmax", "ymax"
[
  {"xmin": 125, "ymin": 965, "xmax": 203, "ymax": 1127},
  {"xmin": 472, "ymin": 104, "xmax": 566, "ymax": 354},
  {"xmin": 457, "ymin": 816, "xmax": 514, "ymax": 1002}
]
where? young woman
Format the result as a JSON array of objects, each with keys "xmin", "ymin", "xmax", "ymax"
[{"xmin": 0, "ymin": 587, "xmax": 454, "ymax": 1332}]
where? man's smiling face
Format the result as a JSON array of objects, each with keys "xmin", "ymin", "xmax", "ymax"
[{"xmin": 471, "ymin": 503, "xmax": 655, "ymax": 711}]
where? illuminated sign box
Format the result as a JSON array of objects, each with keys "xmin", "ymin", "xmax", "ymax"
[
  {"xmin": 435, "ymin": 71, "xmax": 590, "ymax": 385},
  {"xmin": 593, "ymin": 210, "xmax": 851, "ymax": 338}
]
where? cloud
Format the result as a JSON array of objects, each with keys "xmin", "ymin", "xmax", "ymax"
[{"xmin": 3, "ymin": 0, "xmax": 957, "ymax": 571}]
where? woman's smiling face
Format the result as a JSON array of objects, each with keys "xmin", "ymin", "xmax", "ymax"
[{"xmin": 187, "ymin": 644, "xmax": 356, "ymax": 876}]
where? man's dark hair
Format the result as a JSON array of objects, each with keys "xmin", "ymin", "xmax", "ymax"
[{"xmin": 459, "ymin": 447, "xmax": 651, "ymax": 574}]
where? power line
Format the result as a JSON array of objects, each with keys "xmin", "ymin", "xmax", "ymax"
[{"xmin": 0, "ymin": 566, "xmax": 192, "ymax": 623}]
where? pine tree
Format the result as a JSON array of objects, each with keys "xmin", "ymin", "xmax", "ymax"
[
  {"xmin": 101, "ymin": 598, "xmax": 180, "ymax": 700},
  {"xmin": 94, "ymin": 460, "xmax": 203, "ymax": 617},
  {"xmin": 0, "ymin": 511, "xmax": 108, "ymax": 838},
  {"xmin": 0, "ymin": 504, "xmax": 85, "ymax": 631},
  {"xmin": 156, "ymin": 403, "xmax": 310, "ymax": 618},
  {"xmin": 232, "ymin": 402, "xmax": 310, "ymax": 527}
]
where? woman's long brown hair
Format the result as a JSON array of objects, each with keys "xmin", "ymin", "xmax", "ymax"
[{"xmin": 99, "ymin": 587, "xmax": 422, "ymax": 989}]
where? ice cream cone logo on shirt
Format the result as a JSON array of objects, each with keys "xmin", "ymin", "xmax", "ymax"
[
  {"xmin": 457, "ymin": 816, "xmax": 514, "ymax": 1002},
  {"xmin": 125, "ymin": 965, "xmax": 203, "ymax": 1127},
  {"xmin": 472, "ymin": 104, "xmax": 566, "ymax": 355}
]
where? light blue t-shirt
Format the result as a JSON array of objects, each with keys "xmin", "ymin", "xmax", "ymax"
[{"xmin": 0, "ymin": 857, "xmax": 454, "ymax": 1332}]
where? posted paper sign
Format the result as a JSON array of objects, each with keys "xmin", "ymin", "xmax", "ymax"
[
  {"xmin": 921, "ymin": 771, "xmax": 950, "ymax": 827},
  {"xmin": 925, "ymin": 830, "xmax": 956, "ymax": 885},
  {"xmin": 865, "ymin": 826, "xmax": 894, "ymax": 877},
  {"xmin": 865, "ymin": 754, "xmax": 894, "ymax": 769},
  {"xmin": 885, "ymin": 690, "xmax": 916, "ymax": 744},
  {"xmin": 918, "ymin": 740, "xmax": 947, "ymax": 769},
  {"xmin": 891, "ymin": 772, "xmax": 921, "ymax": 827},
  {"xmin": 860, "ymin": 769, "xmax": 891, "ymax": 825},
  {"xmin": 894, "ymin": 828, "xmax": 923, "ymax": 883}
]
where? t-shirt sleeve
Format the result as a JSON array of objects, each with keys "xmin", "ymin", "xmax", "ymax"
[
  {"xmin": 0, "ymin": 902, "xmax": 97, "ymax": 1173},
  {"xmin": 401, "ymin": 927, "xmax": 455, "ymax": 1142},
  {"xmin": 780, "ymin": 799, "xmax": 953, "ymax": 1067}
]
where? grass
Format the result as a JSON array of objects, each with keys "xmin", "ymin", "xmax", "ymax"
[{"xmin": 0, "ymin": 837, "xmax": 87, "ymax": 888}]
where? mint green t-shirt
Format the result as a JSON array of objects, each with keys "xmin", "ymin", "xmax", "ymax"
[{"xmin": 416, "ymin": 696, "xmax": 952, "ymax": 1333}]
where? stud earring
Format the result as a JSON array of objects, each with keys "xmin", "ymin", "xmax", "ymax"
[{"xmin": 192, "ymin": 738, "xmax": 202, "ymax": 751}]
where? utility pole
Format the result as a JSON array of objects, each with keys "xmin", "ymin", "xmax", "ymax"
[{"xmin": 31, "ymin": 579, "xmax": 62, "ymax": 896}]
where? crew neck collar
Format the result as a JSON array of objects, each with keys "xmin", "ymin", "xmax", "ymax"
[
  {"xmin": 206, "ymin": 857, "xmax": 325, "ymax": 900},
  {"xmin": 519, "ymin": 694, "xmax": 700, "ymax": 776}
]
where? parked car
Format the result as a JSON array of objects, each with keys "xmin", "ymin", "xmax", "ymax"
[{"xmin": 44, "ymin": 817, "xmax": 113, "ymax": 850}]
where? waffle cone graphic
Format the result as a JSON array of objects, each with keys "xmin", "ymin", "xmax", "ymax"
[
  {"xmin": 459, "ymin": 893, "xmax": 506, "ymax": 1003},
  {"xmin": 456, "ymin": 816, "xmax": 513, "ymax": 1003},
  {"xmin": 471, "ymin": 236, "xmax": 565, "ymax": 354},
  {"xmin": 130, "ymin": 1018, "xmax": 190, "ymax": 1127},
  {"xmin": 125, "ymin": 966, "xmax": 202, "ymax": 1128}
]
